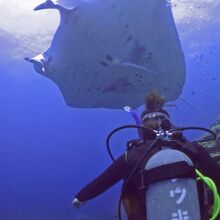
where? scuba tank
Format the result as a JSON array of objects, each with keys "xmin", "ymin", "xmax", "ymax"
[{"xmin": 144, "ymin": 149, "xmax": 201, "ymax": 220}]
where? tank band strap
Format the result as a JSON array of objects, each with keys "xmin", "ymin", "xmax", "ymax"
[{"xmin": 138, "ymin": 161, "xmax": 196, "ymax": 190}]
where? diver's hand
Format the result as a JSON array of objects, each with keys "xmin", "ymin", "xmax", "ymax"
[{"xmin": 72, "ymin": 198, "xmax": 84, "ymax": 208}]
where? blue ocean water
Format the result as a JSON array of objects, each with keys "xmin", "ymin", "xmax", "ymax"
[{"xmin": 1, "ymin": 0, "xmax": 220, "ymax": 219}]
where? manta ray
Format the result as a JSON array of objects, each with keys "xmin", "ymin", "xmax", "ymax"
[{"xmin": 26, "ymin": 0, "xmax": 186, "ymax": 109}]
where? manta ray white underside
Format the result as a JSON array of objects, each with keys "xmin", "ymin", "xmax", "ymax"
[{"xmin": 26, "ymin": 0, "xmax": 186, "ymax": 109}]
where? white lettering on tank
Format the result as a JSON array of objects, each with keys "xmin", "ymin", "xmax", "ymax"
[
  {"xmin": 172, "ymin": 209, "xmax": 189, "ymax": 220},
  {"xmin": 170, "ymin": 187, "xmax": 187, "ymax": 204}
]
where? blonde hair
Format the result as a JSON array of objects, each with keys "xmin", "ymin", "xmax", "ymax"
[{"xmin": 145, "ymin": 91, "xmax": 165, "ymax": 112}]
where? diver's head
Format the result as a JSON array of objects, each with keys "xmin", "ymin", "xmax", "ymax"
[{"xmin": 141, "ymin": 91, "xmax": 171, "ymax": 131}]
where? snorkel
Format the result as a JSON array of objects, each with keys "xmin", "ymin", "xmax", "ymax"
[{"xmin": 123, "ymin": 106, "xmax": 143, "ymax": 139}]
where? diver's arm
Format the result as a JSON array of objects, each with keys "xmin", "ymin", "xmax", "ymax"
[{"xmin": 73, "ymin": 154, "xmax": 126, "ymax": 204}]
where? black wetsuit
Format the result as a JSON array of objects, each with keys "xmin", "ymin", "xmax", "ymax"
[{"xmin": 75, "ymin": 140, "xmax": 220, "ymax": 220}]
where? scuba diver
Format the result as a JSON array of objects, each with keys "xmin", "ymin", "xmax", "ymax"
[{"xmin": 72, "ymin": 92, "xmax": 220, "ymax": 220}]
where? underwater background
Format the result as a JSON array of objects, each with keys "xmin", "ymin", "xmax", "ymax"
[{"xmin": 1, "ymin": 0, "xmax": 220, "ymax": 219}]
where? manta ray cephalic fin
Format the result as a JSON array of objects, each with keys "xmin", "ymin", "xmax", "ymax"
[{"xmin": 34, "ymin": 0, "xmax": 76, "ymax": 14}]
